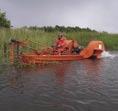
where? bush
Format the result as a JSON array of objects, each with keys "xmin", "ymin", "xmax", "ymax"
[{"xmin": 0, "ymin": 9, "xmax": 11, "ymax": 28}]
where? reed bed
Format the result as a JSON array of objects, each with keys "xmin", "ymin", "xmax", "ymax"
[{"xmin": 0, "ymin": 28, "xmax": 118, "ymax": 63}]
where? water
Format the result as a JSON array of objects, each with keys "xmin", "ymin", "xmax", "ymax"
[{"xmin": 0, "ymin": 51, "xmax": 118, "ymax": 111}]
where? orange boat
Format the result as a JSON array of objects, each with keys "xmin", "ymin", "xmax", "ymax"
[{"xmin": 9, "ymin": 39, "xmax": 105, "ymax": 64}]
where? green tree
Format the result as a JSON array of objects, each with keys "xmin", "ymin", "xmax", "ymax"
[{"xmin": 0, "ymin": 9, "xmax": 11, "ymax": 28}]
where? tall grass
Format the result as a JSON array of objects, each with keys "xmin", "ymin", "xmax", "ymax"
[
  {"xmin": 66, "ymin": 32, "xmax": 118, "ymax": 50},
  {"xmin": 0, "ymin": 28, "xmax": 118, "ymax": 49},
  {"xmin": 0, "ymin": 28, "xmax": 118, "ymax": 63}
]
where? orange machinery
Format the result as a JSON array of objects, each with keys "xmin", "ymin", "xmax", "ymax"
[{"xmin": 9, "ymin": 39, "xmax": 105, "ymax": 64}]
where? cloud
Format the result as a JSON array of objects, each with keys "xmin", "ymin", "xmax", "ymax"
[{"xmin": 0, "ymin": 0, "xmax": 118, "ymax": 33}]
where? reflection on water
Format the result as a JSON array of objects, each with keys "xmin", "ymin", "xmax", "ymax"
[
  {"xmin": 0, "ymin": 53, "xmax": 118, "ymax": 111},
  {"xmin": 54, "ymin": 62, "xmax": 71, "ymax": 85}
]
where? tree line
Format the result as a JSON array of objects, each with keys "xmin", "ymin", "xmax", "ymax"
[
  {"xmin": 23, "ymin": 25, "xmax": 97, "ymax": 32},
  {"xmin": 0, "ymin": 9, "xmax": 97, "ymax": 32}
]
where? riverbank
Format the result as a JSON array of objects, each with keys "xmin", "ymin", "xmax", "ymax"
[{"xmin": 0, "ymin": 28, "xmax": 118, "ymax": 51}]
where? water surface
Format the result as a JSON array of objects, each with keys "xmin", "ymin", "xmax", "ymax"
[{"xmin": 0, "ymin": 52, "xmax": 118, "ymax": 111}]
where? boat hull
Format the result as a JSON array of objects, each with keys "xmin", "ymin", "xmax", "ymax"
[{"xmin": 20, "ymin": 54, "xmax": 84, "ymax": 64}]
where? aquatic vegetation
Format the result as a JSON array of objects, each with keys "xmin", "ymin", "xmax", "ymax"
[{"xmin": 0, "ymin": 28, "xmax": 118, "ymax": 63}]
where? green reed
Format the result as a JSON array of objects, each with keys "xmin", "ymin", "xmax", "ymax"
[{"xmin": 0, "ymin": 28, "xmax": 118, "ymax": 60}]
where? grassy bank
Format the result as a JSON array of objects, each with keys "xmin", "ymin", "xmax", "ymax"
[{"xmin": 0, "ymin": 28, "xmax": 118, "ymax": 50}]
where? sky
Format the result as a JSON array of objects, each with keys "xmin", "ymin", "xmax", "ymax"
[{"xmin": 0, "ymin": 0, "xmax": 118, "ymax": 33}]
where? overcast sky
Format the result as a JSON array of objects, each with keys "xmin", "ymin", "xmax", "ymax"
[{"xmin": 0, "ymin": 0, "xmax": 118, "ymax": 33}]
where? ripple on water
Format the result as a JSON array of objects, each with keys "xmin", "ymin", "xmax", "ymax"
[{"xmin": 0, "ymin": 53, "xmax": 118, "ymax": 111}]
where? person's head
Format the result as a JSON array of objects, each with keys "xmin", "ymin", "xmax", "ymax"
[{"xmin": 58, "ymin": 35, "xmax": 63, "ymax": 40}]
